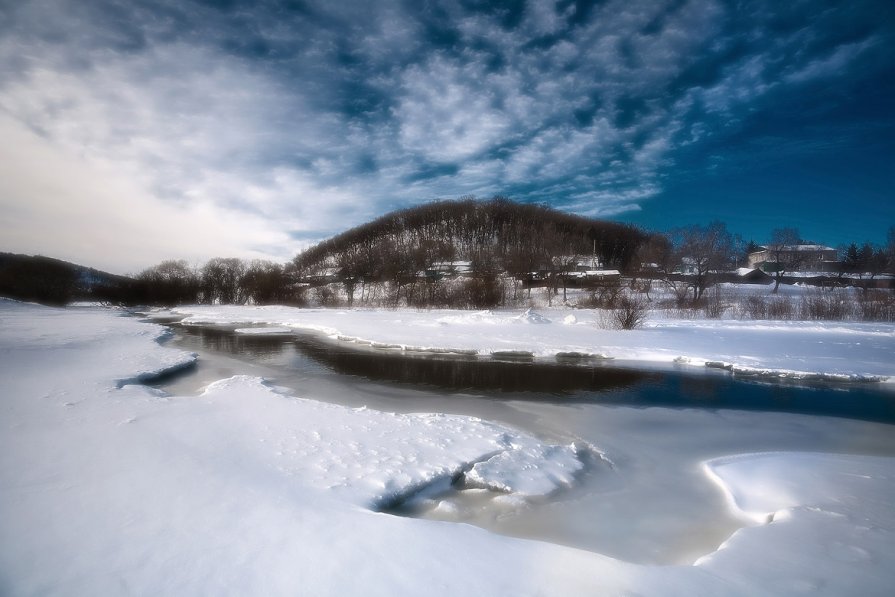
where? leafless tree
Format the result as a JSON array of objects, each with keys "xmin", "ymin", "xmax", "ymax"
[
  {"xmin": 138, "ymin": 259, "xmax": 200, "ymax": 305},
  {"xmin": 767, "ymin": 227, "xmax": 802, "ymax": 293},
  {"xmin": 201, "ymin": 258, "xmax": 246, "ymax": 304},
  {"xmin": 670, "ymin": 222, "xmax": 735, "ymax": 301}
]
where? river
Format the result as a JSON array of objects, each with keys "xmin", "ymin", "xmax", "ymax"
[{"xmin": 152, "ymin": 322, "xmax": 895, "ymax": 566}]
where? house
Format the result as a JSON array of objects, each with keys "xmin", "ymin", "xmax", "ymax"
[
  {"xmin": 673, "ymin": 257, "xmax": 703, "ymax": 276},
  {"xmin": 748, "ymin": 244, "xmax": 838, "ymax": 272},
  {"xmin": 426, "ymin": 261, "xmax": 473, "ymax": 278},
  {"xmin": 571, "ymin": 257, "xmax": 604, "ymax": 272},
  {"xmin": 736, "ymin": 267, "xmax": 772, "ymax": 283}
]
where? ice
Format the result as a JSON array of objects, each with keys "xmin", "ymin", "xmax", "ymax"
[
  {"xmin": 234, "ymin": 326, "xmax": 295, "ymax": 335},
  {"xmin": 465, "ymin": 441, "xmax": 583, "ymax": 496}
]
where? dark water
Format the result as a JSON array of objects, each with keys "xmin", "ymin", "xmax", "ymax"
[{"xmin": 160, "ymin": 323, "xmax": 895, "ymax": 424}]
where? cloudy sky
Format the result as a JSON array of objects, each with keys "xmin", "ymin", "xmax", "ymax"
[{"xmin": 1, "ymin": 0, "xmax": 893, "ymax": 274}]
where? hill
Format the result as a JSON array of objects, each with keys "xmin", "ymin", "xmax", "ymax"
[
  {"xmin": 0, "ymin": 252, "xmax": 133, "ymax": 305},
  {"xmin": 293, "ymin": 196, "xmax": 644, "ymax": 283}
]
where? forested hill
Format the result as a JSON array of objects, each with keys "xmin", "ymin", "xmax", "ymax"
[
  {"xmin": 0, "ymin": 252, "xmax": 132, "ymax": 305},
  {"xmin": 293, "ymin": 197, "xmax": 644, "ymax": 278}
]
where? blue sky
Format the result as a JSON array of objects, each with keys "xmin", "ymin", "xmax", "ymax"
[{"xmin": 0, "ymin": 0, "xmax": 893, "ymax": 273}]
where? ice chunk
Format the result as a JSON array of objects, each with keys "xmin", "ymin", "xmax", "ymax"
[
  {"xmin": 234, "ymin": 326, "xmax": 294, "ymax": 335},
  {"xmin": 465, "ymin": 442, "xmax": 583, "ymax": 497},
  {"xmin": 514, "ymin": 308, "xmax": 552, "ymax": 324}
]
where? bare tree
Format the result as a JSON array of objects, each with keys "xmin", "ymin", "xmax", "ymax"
[
  {"xmin": 242, "ymin": 260, "xmax": 287, "ymax": 305},
  {"xmin": 201, "ymin": 258, "xmax": 246, "ymax": 304},
  {"xmin": 633, "ymin": 233, "xmax": 673, "ymax": 301},
  {"xmin": 138, "ymin": 260, "xmax": 199, "ymax": 305},
  {"xmin": 671, "ymin": 222, "xmax": 734, "ymax": 301},
  {"xmin": 767, "ymin": 227, "xmax": 802, "ymax": 293}
]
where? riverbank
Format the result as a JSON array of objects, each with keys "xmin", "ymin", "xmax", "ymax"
[{"xmin": 164, "ymin": 304, "xmax": 895, "ymax": 383}]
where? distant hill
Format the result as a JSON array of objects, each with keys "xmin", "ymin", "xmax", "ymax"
[
  {"xmin": 293, "ymin": 196, "xmax": 645, "ymax": 280},
  {"xmin": 0, "ymin": 252, "xmax": 133, "ymax": 305}
]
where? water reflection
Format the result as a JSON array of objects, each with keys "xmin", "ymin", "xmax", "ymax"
[
  {"xmin": 295, "ymin": 338, "xmax": 652, "ymax": 394},
  {"xmin": 166, "ymin": 324, "xmax": 895, "ymax": 424},
  {"xmin": 173, "ymin": 325, "xmax": 287, "ymax": 358}
]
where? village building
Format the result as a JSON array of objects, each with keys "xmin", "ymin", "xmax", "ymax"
[{"xmin": 747, "ymin": 244, "xmax": 839, "ymax": 273}]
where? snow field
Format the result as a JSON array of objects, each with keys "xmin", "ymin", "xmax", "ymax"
[{"xmin": 2, "ymin": 299, "xmax": 895, "ymax": 595}]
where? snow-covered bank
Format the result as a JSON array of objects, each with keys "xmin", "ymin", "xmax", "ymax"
[
  {"xmin": 3, "ymin": 300, "xmax": 895, "ymax": 595},
  {"xmin": 167, "ymin": 304, "xmax": 895, "ymax": 383}
]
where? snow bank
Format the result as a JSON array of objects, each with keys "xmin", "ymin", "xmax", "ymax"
[
  {"xmin": 167, "ymin": 304, "xmax": 895, "ymax": 382},
  {"xmin": 699, "ymin": 453, "xmax": 895, "ymax": 595}
]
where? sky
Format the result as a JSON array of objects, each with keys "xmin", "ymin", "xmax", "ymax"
[{"xmin": 1, "ymin": 0, "xmax": 893, "ymax": 274}]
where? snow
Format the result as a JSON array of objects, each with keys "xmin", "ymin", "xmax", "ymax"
[
  {"xmin": 2, "ymin": 299, "xmax": 895, "ymax": 595},
  {"xmin": 698, "ymin": 453, "xmax": 895, "ymax": 595},
  {"xmin": 166, "ymin": 304, "xmax": 895, "ymax": 383},
  {"xmin": 465, "ymin": 442, "xmax": 583, "ymax": 496}
]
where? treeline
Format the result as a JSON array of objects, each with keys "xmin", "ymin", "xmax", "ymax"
[
  {"xmin": 112, "ymin": 258, "xmax": 299, "ymax": 307},
  {"xmin": 4, "ymin": 198, "xmax": 892, "ymax": 310},
  {"xmin": 0, "ymin": 254, "xmax": 301, "ymax": 308}
]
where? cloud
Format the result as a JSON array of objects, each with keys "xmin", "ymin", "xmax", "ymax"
[
  {"xmin": 0, "ymin": 113, "xmax": 292, "ymax": 274},
  {"xmin": 0, "ymin": 0, "xmax": 891, "ymax": 269}
]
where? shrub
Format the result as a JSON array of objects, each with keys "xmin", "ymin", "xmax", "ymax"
[
  {"xmin": 610, "ymin": 294, "xmax": 649, "ymax": 330},
  {"xmin": 312, "ymin": 284, "xmax": 338, "ymax": 307},
  {"xmin": 799, "ymin": 289, "xmax": 848, "ymax": 320},
  {"xmin": 703, "ymin": 286, "xmax": 728, "ymax": 319},
  {"xmin": 766, "ymin": 295, "xmax": 795, "ymax": 320},
  {"xmin": 858, "ymin": 290, "xmax": 895, "ymax": 322},
  {"xmin": 577, "ymin": 284, "xmax": 622, "ymax": 309},
  {"xmin": 461, "ymin": 274, "xmax": 503, "ymax": 309}
]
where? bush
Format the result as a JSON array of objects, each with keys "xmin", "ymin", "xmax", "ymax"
[
  {"xmin": 737, "ymin": 294, "xmax": 794, "ymax": 320},
  {"xmin": 703, "ymin": 286, "xmax": 728, "ymax": 319},
  {"xmin": 610, "ymin": 295, "xmax": 648, "ymax": 330},
  {"xmin": 858, "ymin": 290, "xmax": 895, "ymax": 322},
  {"xmin": 577, "ymin": 284, "xmax": 622, "ymax": 309},
  {"xmin": 312, "ymin": 284, "xmax": 338, "ymax": 307},
  {"xmin": 461, "ymin": 274, "xmax": 503, "ymax": 308},
  {"xmin": 799, "ymin": 289, "xmax": 848, "ymax": 320}
]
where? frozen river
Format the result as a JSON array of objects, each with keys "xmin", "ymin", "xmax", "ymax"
[{"xmin": 156, "ymin": 322, "xmax": 895, "ymax": 565}]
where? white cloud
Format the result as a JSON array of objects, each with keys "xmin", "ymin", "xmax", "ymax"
[
  {"xmin": 784, "ymin": 37, "xmax": 877, "ymax": 84},
  {"xmin": 395, "ymin": 56, "xmax": 515, "ymax": 163},
  {"xmin": 0, "ymin": 114, "xmax": 292, "ymax": 274}
]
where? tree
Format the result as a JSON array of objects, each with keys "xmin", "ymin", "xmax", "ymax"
[
  {"xmin": 241, "ymin": 260, "xmax": 288, "ymax": 305},
  {"xmin": 201, "ymin": 258, "xmax": 246, "ymax": 304},
  {"xmin": 632, "ymin": 232, "xmax": 673, "ymax": 301},
  {"xmin": 138, "ymin": 260, "xmax": 200, "ymax": 305},
  {"xmin": 744, "ymin": 240, "xmax": 760, "ymax": 261},
  {"xmin": 767, "ymin": 227, "xmax": 802, "ymax": 293},
  {"xmin": 670, "ymin": 222, "xmax": 734, "ymax": 301}
]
